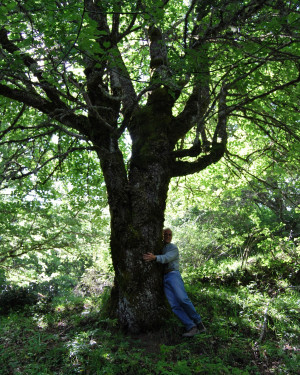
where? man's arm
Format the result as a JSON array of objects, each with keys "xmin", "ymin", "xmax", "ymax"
[{"xmin": 143, "ymin": 244, "xmax": 179, "ymax": 263}]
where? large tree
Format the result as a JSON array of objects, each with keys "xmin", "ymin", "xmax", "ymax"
[{"xmin": 0, "ymin": 0, "xmax": 299, "ymax": 332}]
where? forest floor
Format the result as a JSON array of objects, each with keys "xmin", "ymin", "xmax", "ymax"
[{"xmin": 0, "ymin": 251, "xmax": 299, "ymax": 374}]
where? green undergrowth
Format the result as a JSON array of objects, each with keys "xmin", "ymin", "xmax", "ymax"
[
  {"xmin": 184, "ymin": 249, "xmax": 299, "ymax": 292},
  {"xmin": 0, "ymin": 254, "xmax": 299, "ymax": 375}
]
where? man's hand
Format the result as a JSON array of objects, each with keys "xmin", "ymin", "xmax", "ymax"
[{"xmin": 143, "ymin": 252, "xmax": 156, "ymax": 262}]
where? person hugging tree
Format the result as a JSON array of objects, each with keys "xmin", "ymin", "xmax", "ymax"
[{"xmin": 143, "ymin": 228, "xmax": 206, "ymax": 337}]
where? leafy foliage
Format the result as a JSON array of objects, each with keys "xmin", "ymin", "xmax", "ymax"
[{"xmin": 0, "ymin": 0, "xmax": 299, "ymax": 185}]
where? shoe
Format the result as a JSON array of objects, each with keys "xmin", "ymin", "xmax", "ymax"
[
  {"xmin": 197, "ymin": 322, "xmax": 206, "ymax": 333},
  {"xmin": 182, "ymin": 326, "xmax": 199, "ymax": 337}
]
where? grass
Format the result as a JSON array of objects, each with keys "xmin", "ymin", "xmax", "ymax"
[{"xmin": 0, "ymin": 254, "xmax": 299, "ymax": 375}]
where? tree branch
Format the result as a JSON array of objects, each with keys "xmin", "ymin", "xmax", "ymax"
[
  {"xmin": 117, "ymin": 0, "xmax": 143, "ymax": 41},
  {"xmin": 171, "ymin": 77, "xmax": 210, "ymax": 144},
  {"xmin": 172, "ymin": 140, "xmax": 202, "ymax": 158},
  {"xmin": 171, "ymin": 142, "xmax": 226, "ymax": 177},
  {"xmin": 229, "ymin": 73, "xmax": 300, "ymax": 112},
  {"xmin": 192, "ymin": 0, "xmax": 268, "ymax": 48},
  {"xmin": 184, "ymin": 0, "xmax": 198, "ymax": 49},
  {"xmin": 0, "ymin": 27, "xmax": 66, "ymax": 105},
  {"xmin": 1, "ymin": 145, "xmax": 94, "ymax": 185},
  {"xmin": 213, "ymin": 84, "xmax": 228, "ymax": 144},
  {"xmin": 0, "ymin": 104, "xmax": 27, "ymax": 139},
  {"xmin": 0, "ymin": 83, "xmax": 90, "ymax": 136}
]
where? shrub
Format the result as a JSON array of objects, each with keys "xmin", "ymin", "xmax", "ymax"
[{"xmin": 0, "ymin": 284, "xmax": 39, "ymax": 315}]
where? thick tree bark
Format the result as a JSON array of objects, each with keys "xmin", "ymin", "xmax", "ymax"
[
  {"xmin": 109, "ymin": 163, "xmax": 171, "ymax": 332},
  {"xmin": 100, "ymin": 149, "xmax": 172, "ymax": 332}
]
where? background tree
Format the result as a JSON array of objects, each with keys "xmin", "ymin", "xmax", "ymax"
[{"xmin": 0, "ymin": 0, "xmax": 299, "ymax": 332}]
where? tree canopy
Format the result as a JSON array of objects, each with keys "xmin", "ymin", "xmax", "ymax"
[{"xmin": 1, "ymin": 0, "xmax": 299, "ymax": 181}]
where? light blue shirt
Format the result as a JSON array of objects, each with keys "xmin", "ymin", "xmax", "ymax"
[{"xmin": 156, "ymin": 243, "xmax": 179, "ymax": 272}]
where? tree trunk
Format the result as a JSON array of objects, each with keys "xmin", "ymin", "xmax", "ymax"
[
  {"xmin": 97, "ymin": 135, "xmax": 172, "ymax": 332},
  {"xmin": 110, "ymin": 164, "xmax": 171, "ymax": 332}
]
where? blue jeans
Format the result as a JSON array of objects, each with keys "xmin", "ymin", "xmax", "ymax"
[{"xmin": 163, "ymin": 271, "xmax": 202, "ymax": 331}]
